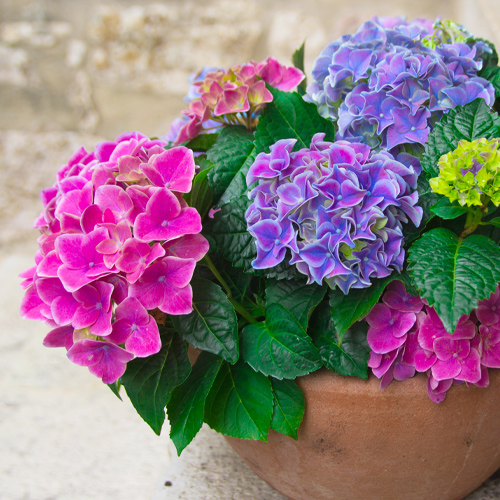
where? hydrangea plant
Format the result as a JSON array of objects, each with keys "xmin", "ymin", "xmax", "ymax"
[{"xmin": 20, "ymin": 17, "xmax": 500, "ymax": 455}]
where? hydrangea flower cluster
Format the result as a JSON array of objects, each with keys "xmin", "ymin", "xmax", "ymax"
[
  {"xmin": 173, "ymin": 57, "xmax": 305, "ymax": 143},
  {"xmin": 20, "ymin": 132, "xmax": 209, "ymax": 383},
  {"xmin": 305, "ymin": 17, "xmax": 495, "ymax": 151},
  {"xmin": 245, "ymin": 134, "xmax": 423, "ymax": 292},
  {"xmin": 430, "ymin": 138, "xmax": 500, "ymax": 206},
  {"xmin": 367, "ymin": 281, "xmax": 500, "ymax": 403}
]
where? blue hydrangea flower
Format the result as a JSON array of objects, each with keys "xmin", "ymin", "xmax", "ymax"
[
  {"xmin": 245, "ymin": 134, "xmax": 423, "ymax": 293},
  {"xmin": 305, "ymin": 17, "xmax": 495, "ymax": 153}
]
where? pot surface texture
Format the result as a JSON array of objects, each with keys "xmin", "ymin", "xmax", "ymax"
[{"xmin": 225, "ymin": 369, "xmax": 500, "ymax": 500}]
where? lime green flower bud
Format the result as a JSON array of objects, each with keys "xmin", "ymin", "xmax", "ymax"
[
  {"xmin": 422, "ymin": 20, "xmax": 470, "ymax": 49},
  {"xmin": 429, "ymin": 138, "xmax": 500, "ymax": 207}
]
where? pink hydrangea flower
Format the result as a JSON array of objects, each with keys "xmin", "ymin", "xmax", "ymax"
[
  {"xmin": 108, "ymin": 297, "xmax": 161, "ymax": 357},
  {"xmin": 20, "ymin": 131, "xmax": 209, "ymax": 384},
  {"xmin": 367, "ymin": 281, "xmax": 500, "ymax": 403},
  {"xmin": 366, "ymin": 302, "xmax": 417, "ymax": 354},
  {"xmin": 476, "ymin": 325, "xmax": 500, "ymax": 368},
  {"xmin": 174, "ymin": 57, "xmax": 305, "ymax": 143},
  {"xmin": 476, "ymin": 288, "xmax": 500, "ymax": 325},
  {"xmin": 67, "ymin": 339, "xmax": 134, "ymax": 384}
]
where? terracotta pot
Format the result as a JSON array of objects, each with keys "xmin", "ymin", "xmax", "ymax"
[{"xmin": 225, "ymin": 368, "xmax": 500, "ymax": 500}]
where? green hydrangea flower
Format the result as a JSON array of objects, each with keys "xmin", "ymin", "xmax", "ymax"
[
  {"xmin": 429, "ymin": 138, "xmax": 500, "ymax": 207},
  {"xmin": 422, "ymin": 20, "xmax": 470, "ymax": 49}
]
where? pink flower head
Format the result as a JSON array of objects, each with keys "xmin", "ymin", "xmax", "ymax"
[
  {"xmin": 141, "ymin": 147, "xmax": 196, "ymax": 192},
  {"xmin": 366, "ymin": 303, "xmax": 416, "ymax": 354},
  {"xmin": 36, "ymin": 277, "xmax": 79, "ymax": 326},
  {"xmin": 382, "ymin": 280, "xmax": 423, "ymax": 312},
  {"xmin": 418, "ymin": 306, "xmax": 475, "ymax": 351},
  {"xmin": 431, "ymin": 335, "xmax": 481, "ymax": 383},
  {"xmin": 162, "ymin": 233, "xmax": 209, "ymax": 261},
  {"xmin": 477, "ymin": 324, "xmax": 500, "ymax": 368},
  {"xmin": 129, "ymin": 256, "xmax": 196, "ymax": 315},
  {"xmin": 56, "ymin": 227, "xmax": 118, "ymax": 292},
  {"xmin": 115, "ymin": 239, "xmax": 165, "ymax": 283},
  {"xmin": 172, "ymin": 57, "xmax": 305, "ymax": 143},
  {"xmin": 95, "ymin": 221, "xmax": 132, "ymax": 268},
  {"xmin": 427, "ymin": 374, "xmax": 453, "ymax": 404},
  {"xmin": 72, "ymin": 281, "xmax": 114, "ymax": 336},
  {"xmin": 108, "ymin": 297, "xmax": 161, "ymax": 357},
  {"xmin": 67, "ymin": 339, "xmax": 134, "ymax": 384},
  {"xmin": 255, "ymin": 56, "xmax": 305, "ymax": 91},
  {"xmin": 43, "ymin": 325, "xmax": 75, "ymax": 351},
  {"xmin": 133, "ymin": 187, "xmax": 202, "ymax": 242},
  {"xmin": 476, "ymin": 287, "xmax": 500, "ymax": 326}
]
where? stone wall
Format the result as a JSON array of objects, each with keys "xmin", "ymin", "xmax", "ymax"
[
  {"xmin": 1, "ymin": 0, "xmax": 500, "ymax": 250},
  {"xmin": 2, "ymin": 0, "xmax": 489, "ymax": 139}
]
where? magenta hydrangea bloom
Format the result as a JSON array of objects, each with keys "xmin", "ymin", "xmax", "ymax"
[
  {"xmin": 367, "ymin": 281, "xmax": 500, "ymax": 403},
  {"xmin": 173, "ymin": 57, "xmax": 305, "ymax": 143},
  {"xmin": 67, "ymin": 339, "xmax": 134, "ymax": 384},
  {"xmin": 20, "ymin": 131, "xmax": 209, "ymax": 384},
  {"xmin": 129, "ymin": 257, "xmax": 196, "ymax": 315},
  {"xmin": 108, "ymin": 297, "xmax": 161, "ymax": 357},
  {"xmin": 366, "ymin": 303, "xmax": 416, "ymax": 354},
  {"xmin": 133, "ymin": 188, "xmax": 202, "ymax": 242}
]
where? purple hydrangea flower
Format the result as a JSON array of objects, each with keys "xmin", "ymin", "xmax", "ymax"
[
  {"xmin": 306, "ymin": 17, "xmax": 495, "ymax": 152},
  {"xmin": 246, "ymin": 135, "xmax": 422, "ymax": 291}
]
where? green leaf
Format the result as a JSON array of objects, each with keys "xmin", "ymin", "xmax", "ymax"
[
  {"xmin": 482, "ymin": 66, "xmax": 500, "ymax": 100},
  {"xmin": 209, "ymin": 253, "xmax": 253, "ymax": 302},
  {"xmin": 172, "ymin": 277, "xmax": 239, "ymax": 363},
  {"xmin": 204, "ymin": 360, "xmax": 273, "ymax": 440},
  {"xmin": 430, "ymin": 197, "xmax": 469, "ymax": 220},
  {"xmin": 255, "ymin": 87, "xmax": 336, "ymax": 155},
  {"xmin": 408, "ymin": 227, "xmax": 500, "ymax": 333},
  {"xmin": 240, "ymin": 303, "xmax": 322, "ymax": 379},
  {"xmin": 167, "ymin": 352, "xmax": 223, "ymax": 455},
  {"xmin": 195, "ymin": 156, "xmax": 214, "ymax": 171},
  {"xmin": 121, "ymin": 328, "xmax": 191, "ymax": 435},
  {"xmin": 329, "ymin": 275, "xmax": 396, "ymax": 340},
  {"xmin": 291, "ymin": 41, "xmax": 307, "ymax": 94},
  {"xmin": 265, "ymin": 278, "xmax": 326, "ymax": 329},
  {"xmin": 204, "ymin": 195, "xmax": 256, "ymax": 272},
  {"xmin": 422, "ymin": 99, "xmax": 500, "ymax": 178},
  {"xmin": 270, "ymin": 378, "xmax": 305, "ymax": 439},
  {"xmin": 186, "ymin": 133, "xmax": 219, "ymax": 152},
  {"xmin": 107, "ymin": 381, "xmax": 122, "ymax": 400},
  {"xmin": 482, "ymin": 216, "xmax": 500, "ymax": 228},
  {"xmin": 309, "ymin": 300, "xmax": 370, "ymax": 379},
  {"xmin": 207, "ymin": 126, "xmax": 256, "ymax": 207},
  {"xmin": 404, "ymin": 175, "xmax": 441, "ymax": 244},
  {"xmin": 184, "ymin": 167, "xmax": 213, "ymax": 220}
]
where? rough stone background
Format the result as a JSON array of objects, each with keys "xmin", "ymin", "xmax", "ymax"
[{"xmin": 2, "ymin": 1, "xmax": 500, "ymax": 499}]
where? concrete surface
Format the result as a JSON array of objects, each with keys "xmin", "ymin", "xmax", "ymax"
[{"xmin": 3, "ymin": 1, "xmax": 500, "ymax": 499}]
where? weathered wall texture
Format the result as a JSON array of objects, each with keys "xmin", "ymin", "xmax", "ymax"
[
  {"xmin": 0, "ymin": 0, "xmax": 499, "ymax": 250},
  {"xmin": 2, "ymin": 0, "xmax": 488, "ymax": 139}
]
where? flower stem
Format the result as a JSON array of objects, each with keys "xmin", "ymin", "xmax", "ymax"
[
  {"xmin": 203, "ymin": 255, "xmax": 257, "ymax": 324},
  {"xmin": 229, "ymin": 298, "xmax": 257, "ymax": 324},
  {"xmin": 460, "ymin": 208, "xmax": 483, "ymax": 239}
]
